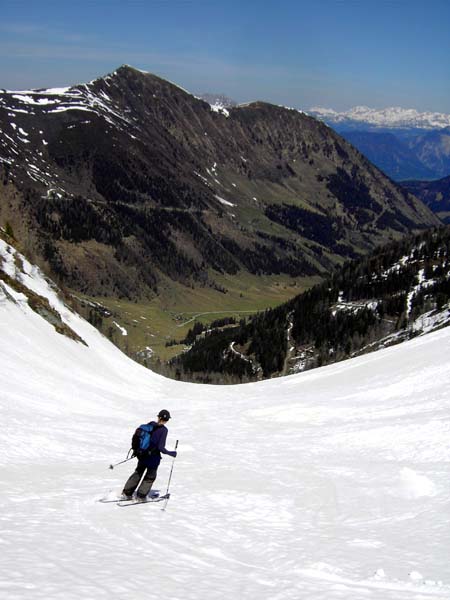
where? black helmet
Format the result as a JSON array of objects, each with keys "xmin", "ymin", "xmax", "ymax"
[{"xmin": 158, "ymin": 409, "xmax": 171, "ymax": 421}]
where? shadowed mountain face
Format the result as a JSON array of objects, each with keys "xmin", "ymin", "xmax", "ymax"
[
  {"xmin": 408, "ymin": 128, "xmax": 450, "ymax": 179},
  {"xmin": 0, "ymin": 66, "xmax": 439, "ymax": 298},
  {"xmin": 402, "ymin": 176, "xmax": 450, "ymax": 223},
  {"xmin": 340, "ymin": 131, "xmax": 437, "ymax": 181}
]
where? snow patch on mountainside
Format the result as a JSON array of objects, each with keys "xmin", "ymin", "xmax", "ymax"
[
  {"xmin": 210, "ymin": 103, "xmax": 230, "ymax": 117},
  {"xmin": 0, "ymin": 82, "xmax": 133, "ymax": 127}
]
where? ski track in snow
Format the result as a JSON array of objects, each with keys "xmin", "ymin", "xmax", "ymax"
[{"xmin": 1, "ymin": 242, "xmax": 450, "ymax": 598}]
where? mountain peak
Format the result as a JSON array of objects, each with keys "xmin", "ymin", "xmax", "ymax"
[
  {"xmin": 94, "ymin": 64, "xmax": 161, "ymax": 85},
  {"xmin": 0, "ymin": 68, "xmax": 439, "ymax": 304}
]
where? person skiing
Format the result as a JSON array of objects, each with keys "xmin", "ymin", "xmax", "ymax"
[{"xmin": 122, "ymin": 409, "xmax": 177, "ymax": 501}]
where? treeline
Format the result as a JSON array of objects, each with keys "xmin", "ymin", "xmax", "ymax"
[
  {"xmin": 220, "ymin": 235, "xmax": 317, "ymax": 277},
  {"xmin": 29, "ymin": 186, "xmax": 320, "ymax": 297},
  {"xmin": 166, "ymin": 316, "xmax": 238, "ymax": 347},
  {"xmin": 265, "ymin": 203, "xmax": 343, "ymax": 251},
  {"xmin": 172, "ymin": 226, "xmax": 450, "ymax": 382},
  {"xmin": 32, "ymin": 192, "xmax": 122, "ymax": 245},
  {"xmin": 171, "ymin": 326, "xmax": 255, "ymax": 379},
  {"xmin": 172, "ymin": 307, "xmax": 290, "ymax": 379},
  {"xmin": 327, "ymin": 167, "xmax": 381, "ymax": 215},
  {"xmin": 287, "ymin": 226, "xmax": 450, "ymax": 358}
]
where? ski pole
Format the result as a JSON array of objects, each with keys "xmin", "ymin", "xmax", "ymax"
[
  {"xmin": 162, "ymin": 440, "xmax": 178, "ymax": 511},
  {"xmin": 109, "ymin": 456, "xmax": 134, "ymax": 470}
]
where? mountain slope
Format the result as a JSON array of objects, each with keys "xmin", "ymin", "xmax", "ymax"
[
  {"xmin": 402, "ymin": 176, "xmax": 450, "ymax": 223},
  {"xmin": 408, "ymin": 128, "xmax": 450, "ymax": 179},
  {"xmin": 0, "ymin": 66, "xmax": 438, "ymax": 299},
  {"xmin": 174, "ymin": 226, "xmax": 450, "ymax": 381},
  {"xmin": 340, "ymin": 131, "xmax": 437, "ymax": 181},
  {"xmin": 1, "ymin": 232, "xmax": 450, "ymax": 598}
]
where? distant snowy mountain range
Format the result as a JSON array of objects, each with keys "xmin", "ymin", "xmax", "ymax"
[
  {"xmin": 309, "ymin": 106, "xmax": 450, "ymax": 130},
  {"xmin": 308, "ymin": 106, "xmax": 450, "ymax": 180}
]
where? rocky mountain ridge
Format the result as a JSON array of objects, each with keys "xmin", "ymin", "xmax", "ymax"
[{"xmin": 0, "ymin": 65, "xmax": 439, "ymax": 299}]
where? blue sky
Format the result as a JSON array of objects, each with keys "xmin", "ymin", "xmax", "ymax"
[{"xmin": 1, "ymin": 0, "xmax": 449, "ymax": 112}]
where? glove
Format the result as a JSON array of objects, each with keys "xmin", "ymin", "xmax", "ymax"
[{"xmin": 171, "ymin": 451, "xmax": 177, "ymax": 458}]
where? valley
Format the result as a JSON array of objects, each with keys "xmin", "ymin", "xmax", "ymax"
[
  {"xmin": 174, "ymin": 226, "xmax": 450, "ymax": 382},
  {"xmin": 0, "ymin": 66, "xmax": 441, "ymax": 369},
  {"xmin": 2, "ymin": 4, "xmax": 450, "ymax": 598},
  {"xmin": 76, "ymin": 271, "xmax": 321, "ymax": 364}
]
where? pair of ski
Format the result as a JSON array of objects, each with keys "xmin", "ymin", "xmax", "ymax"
[
  {"xmin": 99, "ymin": 492, "xmax": 170, "ymax": 507},
  {"xmin": 118, "ymin": 493, "xmax": 170, "ymax": 507}
]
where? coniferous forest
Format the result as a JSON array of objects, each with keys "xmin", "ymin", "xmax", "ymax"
[{"xmin": 171, "ymin": 226, "xmax": 450, "ymax": 383}]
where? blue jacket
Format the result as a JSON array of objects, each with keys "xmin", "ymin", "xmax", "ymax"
[{"xmin": 139, "ymin": 422, "xmax": 176, "ymax": 469}]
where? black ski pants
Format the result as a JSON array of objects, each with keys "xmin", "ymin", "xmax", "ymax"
[{"xmin": 122, "ymin": 462, "xmax": 158, "ymax": 499}]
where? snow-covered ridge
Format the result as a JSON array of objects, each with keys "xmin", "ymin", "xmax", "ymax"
[
  {"xmin": 309, "ymin": 105, "xmax": 450, "ymax": 129},
  {"xmin": 0, "ymin": 82, "xmax": 132, "ymax": 127},
  {"xmin": 0, "ymin": 235, "xmax": 95, "ymax": 346},
  {"xmin": 0, "ymin": 70, "xmax": 145, "ymax": 194}
]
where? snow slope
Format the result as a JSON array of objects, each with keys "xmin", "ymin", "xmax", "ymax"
[{"xmin": 1, "ymin": 240, "xmax": 450, "ymax": 599}]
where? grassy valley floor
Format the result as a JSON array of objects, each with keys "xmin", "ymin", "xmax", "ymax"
[{"xmin": 75, "ymin": 273, "xmax": 321, "ymax": 366}]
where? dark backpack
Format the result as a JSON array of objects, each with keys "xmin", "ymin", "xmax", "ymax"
[{"xmin": 131, "ymin": 423, "xmax": 158, "ymax": 457}]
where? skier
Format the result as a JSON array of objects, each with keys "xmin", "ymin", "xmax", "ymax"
[{"xmin": 122, "ymin": 409, "xmax": 177, "ymax": 501}]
